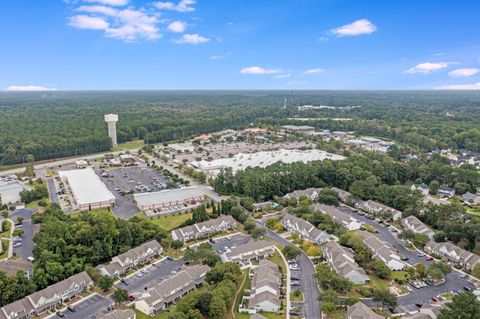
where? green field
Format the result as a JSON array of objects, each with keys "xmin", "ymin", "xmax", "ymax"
[
  {"xmin": 112, "ymin": 139, "xmax": 146, "ymax": 152},
  {"xmin": 147, "ymin": 212, "xmax": 193, "ymax": 231},
  {"xmin": 134, "ymin": 309, "xmax": 169, "ymax": 319},
  {"xmin": 0, "ymin": 239, "xmax": 10, "ymax": 260}
]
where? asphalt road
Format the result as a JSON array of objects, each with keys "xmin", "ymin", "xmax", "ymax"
[
  {"xmin": 55, "ymin": 294, "xmax": 113, "ymax": 319},
  {"xmin": 11, "ymin": 208, "xmax": 35, "ymax": 259},
  {"xmin": 256, "ymin": 220, "xmax": 321, "ymax": 319},
  {"xmin": 211, "ymin": 233, "xmax": 251, "ymax": 254},
  {"xmin": 46, "ymin": 177, "xmax": 60, "ymax": 204}
]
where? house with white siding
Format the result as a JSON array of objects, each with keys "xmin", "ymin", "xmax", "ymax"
[
  {"xmin": 280, "ymin": 213, "xmax": 330, "ymax": 244},
  {"xmin": 244, "ymin": 260, "xmax": 282, "ymax": 313},
  {"xmin": 424, "ymin": 241, "xmax": 480, "ymax": 270},
  {"xmin": 402, "ymin": 216, "xmax": 435, "ymax": 240},
  {"xmin": 357, "ymin": 230, "xmax": 405, "ymax": 270},
  {"xmin": 171, "ymin": 215, "xmax": 237, "ymax": 242},
  {"xmin": 323, "ymin": 241, "xmax": 370, "ymax": 285},
  {"xmin": 311, "ymin": 204, "xmax": 362, "ymax": 230}
]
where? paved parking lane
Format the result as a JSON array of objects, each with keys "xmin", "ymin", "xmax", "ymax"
[{"xmin": 55, "ymin": 294, "xmax": 112, "ymax": 319}]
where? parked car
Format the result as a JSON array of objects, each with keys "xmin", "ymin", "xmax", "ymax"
[
  {"xmin": 427, "ymin": 256, "xmax": 434, "ymax": 261},
  {"xmin": 464, "ymin": 286, "xmax": 473, "ymax": 292},
  {"xmin": 431, "ymin": 296, "xmax": 440, "ymax": 302},
  {"xmin": 67, "ymin": 306, "xmax": 76, "ymax": 312},
  {"xmin": 121, "ymin": 279, "xmax": 129, "ymax": 286},
  {"xmin": 128, "ymin": 295, "xmax": 135, "ymax": 301},
  {"xmin": 56, "ymin": 311, "xmax": 65, "ymax": 318},
  {"xmin": 166, "ymin": 256, "xmax": 173, "ymax": 261}
]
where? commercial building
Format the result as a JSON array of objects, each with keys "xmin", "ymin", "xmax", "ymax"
[
  {"xmin": 58, "ymin": 167, "xmax": 115, "ymax": 211},
  {"xmin": 245, "ymin": 260, "xmax": 282, "ymax": 313},
  {"xmin": 311, "ymin": 204, "xmax": 362, "ymax": 230},
  {"xmin": 280, "ymin": 125, "xmax": 316, "ymax": 135},
  {"xmin": 98, "ymin": 240, "xmax": 163, "ymax": 277},
  {"xmin": 347, "ymin": 302, "xmax": 384, "ymax": 319},
  {"xmin": 221, "ymin": 240, "xmax": 276, "ymax": 266},
  {"xmin": 357, "ymin": 230, "xmax": 405, "ymax": 270},
  {"xmin": 0, "ymin": 258, "xmax": 33, "ymax": 279},
  {"xmin": 192, "ymin": 149, "xmax": 345, "ymax": 177},
  {"xmin": 171, "ymin": 215, "xmax": 237, "ymax": 242},
  {"xmin": 134, "ymin": 265, "xmax": 210, "ymax": 315},
  {"xmin": 424, "ymin": 241, "xmax": 480, "ymax": 270},
  {"xmin": 0, "ymin": 181, "xmax": 32, "ymax": 205},
  {"xmin": 402, "ymin": 216, "xmax": 435, "ymax": 240},
  {"xmin": 97, "ymin": 309, "xmax": 136, "ymax": 319},
  {"xmin": 168, "ymin": 142, "xmax": 195, "ymax": 153},
  {"xmin": 0, "ymin": 272, "xmax": 93, "ymax": 319},
  {"xmin": 322, "ymin": 241, "xmax": 370, "ymax": 285},
  {"xmin": 280, "ymin": 213, "xmax": 330, "ymax": 244},
  {"xmin": 133, "ymin": 187, "xmax": 205, "ymax": 213}
]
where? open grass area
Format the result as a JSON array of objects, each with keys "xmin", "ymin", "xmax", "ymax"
[
  {"xmin": 70, "ymin": 208, "xmax": 115, "ymax": 219},
  {"xmin": 0, "ymin": 240, "xmax": 10, "ymax": 260},
  {"xmin": 324, "ymin": 309, "xmax": 347, "ymax": 319},
  {"xmin": 134, "ymin": 309, "xmax": 169, "ymax": 319},
  {"xmin": 270, "ymin": 250, "xmax": 287, "ymax": 274},
  {"xmin": 148, "ymin": 212, "xmax": 193, "ymax": 231},
  {"xmin": 390, "ymin": 270, "xmax": 409, "ymax": 281},
  {"xmin": 113, "ymin": 139, "xmax": 145, "ymax": 151},
  {"xmin": 232, "ymin": 270, "xmax": 251, "ymax": 319},
  {"xmin": 0, "ymin": 220, "xmax": 12, "ymax": 238}
]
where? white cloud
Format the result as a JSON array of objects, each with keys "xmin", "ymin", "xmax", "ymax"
[
  {"xmin": 405, "ymin": 62, "xmax": 452, "ymax": 74},
  {"xmin": 71, "ymin": 6, "xmax": 161, "ymax": 41},
  {"xmin": 435, "ymin": 82, "xmax": 480, "ymax": 90},
  {"xmin": 448, "ymin": 68, "xmax": 480, "ymax": 78},
  {"xmin": 6, "ymin": 85, "xmax": 58, "ymax": 91},
  {"xmin": 317, "ymin": 36, "xmax": 329, "ymax": 42},
  {"xmin": 274, "ymin": 73, "xmax": 291, "ymax": 79},
  {"xmin": 84, "ymin": 0, "xmax": 128, "ymax": 6},
  {"xmin": 240, "ymin": 66, "xmax": 282, "ymax": 75},
  {"xmin": 154, "ymin": 0, "xmax": 195, "ymax": 12},
  {"xmin": 304, "ymin": 68, "xmax": 324, "ymax": 74},
  {"xmin": 175, "ymin": 33, "xmax": 210, "ymax": 44},
  {"xmin": 69, "ymin": 15, "xmax": 109, "ymax": 30},
  {"xmin": 209, "ymin": 52, "xmax": 232, "ymax": 60},
  {"xmin": 167, "ymin": 21, "xmax": 187, "ymax": 33},
  {"xmin": 331, "ymin": 19, "xmax": 377, "ymax": 37}
]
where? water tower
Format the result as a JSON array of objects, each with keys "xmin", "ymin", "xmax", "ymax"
[{"xmin": 104, "ymin": 114, "xmax": 118, "ymax": 147}]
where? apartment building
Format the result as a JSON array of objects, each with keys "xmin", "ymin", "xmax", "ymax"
[
  {"xmin": 171, "ymin": 215, "xmax": 237, "ymax": 242},
  {"xmin": 246, "ymin": 260, "xmax": 282, "ymax": 313},
  {"xmin": 424, "ymin": 241, "xmax": 480, "ymax": 270},
  {"xmin": 347, "ymin": 302, "xmax": 384, "ymax": 319},
  {"xmin": 357, "ymin": 230, "xmax": 405, "ymax": 270},
  {"xmin": 98, "ymin": 240, "xmax": 163, "ymax": 277},
  {"xmin": 356, "ymin": 200, "xmax": 402, "ymax": 221},
  {"xmin": 220, "ymin": 240, "xmax": 276, "ymax": 265},
  {"xmin": 322, "ymin": 241, "xmax": 370, "ymax": 285},
  {"xmin": 402, "ymin": 216, "xmax": 435, "ymax": 240},
  {"xmin": 312, "ymin": 204, "xmax": 362, "ymax": 230},
  {"xmin": 280, "ymin": 213, "xmax": 330, "ymax": 244}
]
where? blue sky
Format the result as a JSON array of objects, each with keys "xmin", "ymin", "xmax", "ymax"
[{"xmin": 1, "ymin": 0, "xmax": 479, "ymax": 90}]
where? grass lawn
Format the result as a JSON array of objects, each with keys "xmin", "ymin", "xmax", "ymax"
[
  {"xmin": 324, "ymin": 309, "xmax": 347, "ymax": 319},
  {"xmin": 269, "ymin": 250, "xmax": 287, "ymax": 275},
  {"xmin": 113, "ymin": 139, "xmax": 145, "ymax": 151},
  {"xmin": 70, "ymin": 208, "xmax": 115, "ymax": 219},
  {"xmin": 0, "ymin": 220, "xmax": 12, "ymax": 238},
  {"xmin": 26, "ymin": 198, "xmax": 50, "ymax": 208},
  {"xmin": 391, "ymin": 271, "xmax": 409, "ymax": 281},
  {"xmin": 440, "ymin": 292, "xmax": 455, "ymax": 300},
  {"xmin": 148, "ymin": 212, "xmax": 193, "ymax": 231},
  {"xmin": 0, "ymin": 240, "xmax": 10, "ymax": 260},
  {"xmin": 232, "ymin": 270, "xmax": 251, "ymax": 319},
  {"xmin": 290, "ymin": 290, "xmax": 304, "ymax": 302},
  {"xmin": 134, "ymin": 309, "xmax": 169, "ymax": 319}
]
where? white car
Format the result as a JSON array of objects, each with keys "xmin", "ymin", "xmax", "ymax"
[{"xmin": 136, "ymin": 272, "xmax": 143, "ymax": 277}]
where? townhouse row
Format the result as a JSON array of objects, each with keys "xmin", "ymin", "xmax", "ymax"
[
  {"xmin": 280, "ymin": 213, "xmax": 330, "ymax": 244},
  {"xmin": 244, "ymin": 260, "xmax": 282, "ymax": 314},
  {"xmin": 357, "ymin": 230, "xmax": 405, "ymax": 270},
  {"xmin": 0, "ymin": 272, "xmax": 93, "ymax": 319},
  {"xmin": 171, "ymin": 215, "xmax": 237, "ymax": 242}
]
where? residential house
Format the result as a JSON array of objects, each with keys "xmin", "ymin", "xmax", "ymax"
[
  {"xmin": 330, "ymin": 187, "xmax": 353, "ymax": 203},
  {"xmin": 347, "ymin": 302, "xmax": 384, "ymax": 319},
  {"xmin": 438, "ymin": 185, "xmax": 455, "ymax": 198},
  {"xmin": 463, "ymin": 192, "xmax": 480, "ymax": 206},
  {"xmin": 284, "ymin": 188, "xmax": 322, "ymax": 202},
  {"xmin": 246, "ymin": 260, "xmax": 282, "ymax": 313},
  {"xmin": 0, "ymin": 272, "xmax": 93, "ymax": 319},
  {"xmin": 357, "ymin": 230, "xmax": 405, "ymax": 270},
  {"xmin": 96, "ymin": 309, "xmax": 136, "ymax": 319},
  {"xmin": 134, "ymin": 265, "xmax": 210, "ymax": 315},
  {"xmin": 0, "ymin": 258, "xmax": 33, "ymax": 279},
  {"xmin": 311, "ymin": 204, "xmax": 362, "ymax": 230},
  {"xmin": 401, "ymin": 302, "xmax": 447, "ymax": 319},
  {"xmin": 280, "ymin": 213, "xmax": 330, "ymax": 244},
  {"xmin": 401, "ymin": 216, "xmax": 435, "ymax": 240},
  {"xmin": 356, "ymin": 200, "xmax": 402, "ymax": 221},
  {"xmin": 171, "ymin": 215, "xmax": 237, "ymax": 243},
  {"xmin": 220, "ymin": 240, "xmax": 276, "ymax": 266},
  {"xmin": 323, "ymin": 241, "xmax": 370, "ymax": 285},
  {"xmin": 411, "ymin": 184, "xmax": 429, "ymax": 196},
  {"xmin": 98, "ymin": 240, "xmax": 163, "ymax": 277},
  {"xmin": 424, "ymin": 241, "xmax": 480, "ymax": 270}
]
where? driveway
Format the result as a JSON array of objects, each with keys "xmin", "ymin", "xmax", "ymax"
[
  {"xmin": 211, "ymin": 233, "xmax": 251, "ymax": 254},
  {"xmin": 256, "ymin": 220, "xmax": 321, "ymax": 319},
  {"xmin": 47, "ymin": 177, "xmax": 60, "ymax": 204},
  {"xmin": 11, "ymin": 208, "xmax": 35, "ymax": 259},
  {"xmin": 53, "ymin": 294, "xmax": 112, "ymax": 319}
]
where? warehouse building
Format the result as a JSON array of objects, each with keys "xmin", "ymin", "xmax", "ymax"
[
  {"xmin": 0, "ymin": 180, "xmax": 32, "ymax": 205},
  {"xmin": 133, "ymin": 186, "xmax": 205, "ymax": 213},
  {"xmin": 58, "ymin": 167, "xmax": 115, "ymax": 211}
]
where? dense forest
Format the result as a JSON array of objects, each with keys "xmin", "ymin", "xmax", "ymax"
[{"xmin": 1, "ymin": 90, "xmax": 480, "ymax": 165}]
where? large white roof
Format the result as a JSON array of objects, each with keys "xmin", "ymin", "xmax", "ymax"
[
  {"xmin": 193, "ymin": 148, "xmax": 345, "ymax": 174},
  {"xmin": 134, "ymin": 187, "xmax": 204, "ymax": 206},
  {"xmin": 59, "ymin": 168, "xmax": 115, "ymax": 206}
]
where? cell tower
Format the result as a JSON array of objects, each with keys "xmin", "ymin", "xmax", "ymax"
[{"xmin": 104, "ymin": 114, "xmax": 118, "ymax": 147}]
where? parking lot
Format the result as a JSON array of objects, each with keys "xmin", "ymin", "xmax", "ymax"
[
  {"xmin": 116, "ymin": 257, "xmax": 185, "ymax": 294},
  {"xmin": 11, "ymin": 208, "xmax": 35, "ymax": 260},
  {"xmin": 98, "ymin": 166, "xmax": 171, "ymax": 219},
  {"xmin": 54, "ymin": 294, "xmax": 112, "ymax": 319}
]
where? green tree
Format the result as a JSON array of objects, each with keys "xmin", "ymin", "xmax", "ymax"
[
  {"xmin": 438, "ymin": 292, "xmax": 480, "ymax": 319},
  {"xmin": 429, "ymin": 180, "xmax": 440, "ymax": 195},
  {"xmin": 282, "ymin": 244, "xmax": 300, "ymax": 260},
  {"xmin": 321, "ymin": 302, "xmax": 337, "ymax": 315},
  {"xmin": 98, "ymin": 276, "xmax": 114, "ymax": 292},
  {"xmin": 171, "ymin": 240, "xmax": 184, "ymax": 251},
  {"xmin": 372, "ymin": 288, "xmax": 397, "ymax": 310},
  {"xmin": 208, "ymin": 294, "xmax": 227, "ymax": 318},
  {"xmin": 112, "ymin": 288, "xmax": 128, "ymax": 304}
]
